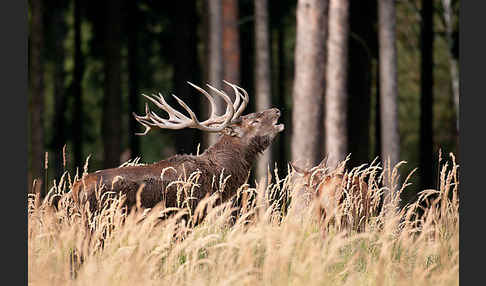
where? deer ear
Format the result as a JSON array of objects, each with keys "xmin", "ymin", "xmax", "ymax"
[
  {"xmin": 334, "ymin": 160, "xmax": 346, "ymax": 174},
  {"xmin": 290, "ymin": 161, "xmax": 308, "ymax": 176},
  {"xmin": 318, "ymin": 156, "xmax": 328, "ymax": 168},
  {"xmin": 221, "ymin": 126, "xmax": 239, "ymax": 137}
]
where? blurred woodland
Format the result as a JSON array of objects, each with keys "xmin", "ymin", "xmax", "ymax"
[{"xmin": 28, "ymin": 0, "xmax": 459, "ymax": 204}]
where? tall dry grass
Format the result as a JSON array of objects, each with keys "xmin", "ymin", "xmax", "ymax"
[{"xmin": 28, "ymin": 154, "xmax": 459, "ymax": 285}]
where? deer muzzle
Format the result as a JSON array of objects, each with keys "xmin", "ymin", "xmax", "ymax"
[{"xmin": 269, "ymin": 108, "xmax": 285, "ymax": 132}]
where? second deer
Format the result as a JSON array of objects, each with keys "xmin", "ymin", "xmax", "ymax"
[{"xmin": 290, "ymin": 158, "xmax": 370, "ymax": 235}]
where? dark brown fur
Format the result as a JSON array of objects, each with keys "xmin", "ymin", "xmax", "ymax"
[{"xmin": 71, "ymin": 108, "xmax": 284, "ymax": 214}]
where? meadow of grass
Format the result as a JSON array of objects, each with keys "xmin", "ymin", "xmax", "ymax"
[{"xmin": 28, "ymin": 154, "xmax": 459, "ymax": 286}]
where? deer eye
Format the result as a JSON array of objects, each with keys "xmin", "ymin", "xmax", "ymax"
[{"xmin": 250, "ymin": 119, "xmax": 260, "ymax": 125}]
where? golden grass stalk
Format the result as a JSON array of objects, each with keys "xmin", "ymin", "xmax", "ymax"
[{"xmin": 29, "ymin": 154, "xmax": 459, "ymax": 286}]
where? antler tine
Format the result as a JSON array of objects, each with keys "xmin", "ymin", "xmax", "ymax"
[
  {"xmin": 205, "ymin": 84, "xmax": 235, "ymax": 127},
  {"xmin": 235, "ymin": 85, "xmax": 249, "ymax": 117},
  {"xmin": 187, "ymin": 81, "xmax": 218, "ymax": 119},
  {"xmin": 132, "ymin": 103, "xmax": 151, "ymax": 124},
  {"xmin": 157, "ymin": 92, "xmax": 191, "ymax": 121},
  {"xmin": 171, "ymin": 94, "xmax": 203, "ymax": 125},
  {"xmin": 222, "ymin": 81, "xmax": 243, "ymax": 120},
  {"xmin": 143, "ymin": 93, "xmax": 189, "ymax": 122},
  {"xmin": 132, "ymin": 93, "xmax": 194, "ymax": 133},
  {"xmin": 132, "ymin": 104, "xmax": 153, "ymax": 135},
  {"xmin": 223, "ymin": 81, "xmax": 249, "ymax": 119},
  {"xmin": 148, "ymin": 109, "xmax": 188, "ymax": 127},
  {"xmin": 187, "ymin": 81, "xmax": 236, "ymax": 128},
  {"xmin": 133, "ymin": 81, "xmax": 249, "ymax": 135},
  {"xmin": 134, "ymin": 122, "xmax": 151, "ymax": 136},
  {"xmin": 222, "ymin": 80, "xmax": 241, "ymax": 114}
]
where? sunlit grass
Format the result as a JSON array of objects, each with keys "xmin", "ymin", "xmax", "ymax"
[{"xmin": 28, "ymin": 153, "xmax": 459, "ymax": 286}]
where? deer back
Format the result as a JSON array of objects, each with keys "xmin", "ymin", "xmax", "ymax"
[{"xmin": 71, "ymin": 82, "xmax": 284, "ymax": 215}]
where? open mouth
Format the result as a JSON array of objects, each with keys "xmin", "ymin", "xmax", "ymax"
[
  {"xmin": 272, "ymin": 118, "xmax": 285, "ymax": 132},
  {"xmin": 270, "ymin": 109, "xmax": 284, "ymax": 132}
]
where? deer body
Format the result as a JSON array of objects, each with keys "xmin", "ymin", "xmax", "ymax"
[
  {"xmin": 71, "ymin": 82, "xmax": 283, "ymax": 213},
  {"xmin": 314, "ymin": 174, "xmax": 369, "ymax": 229},
  {"xmin": 290, "ymin": 160, "xmax": 369, "ymax": 233}
]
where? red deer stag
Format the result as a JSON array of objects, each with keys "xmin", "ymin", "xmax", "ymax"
[
  {"xmin": 71, "ymin": 81, "xmax": 284, "ymax": 215},
  {"xmin": 290, "ymin": 158, "xmax": 370, "ymax": 234}
]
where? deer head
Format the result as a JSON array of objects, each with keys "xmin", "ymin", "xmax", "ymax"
[
  {"xmin": 133, "ymin": 81, "xmax": 284, "ymax": 154},
  {"xmin": 221, "ymin": 108, "xmax": 284, "ymax": 152}
]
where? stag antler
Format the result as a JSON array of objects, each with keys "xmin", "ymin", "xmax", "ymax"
[{"xmin": 133, "ymin": 81, "xmax": 249, "ymax": 135}]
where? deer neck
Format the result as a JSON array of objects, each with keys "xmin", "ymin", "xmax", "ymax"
[{"xmin": 201, "ymin": 135, "xmax": 253, "ymax": 171}]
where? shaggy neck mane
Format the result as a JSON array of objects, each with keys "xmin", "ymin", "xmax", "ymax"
[{"xmin": 201, "ymin": 135, "xmax": 262, "ymax": 171}]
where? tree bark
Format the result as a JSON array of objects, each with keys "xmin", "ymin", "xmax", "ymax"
[
  {"xmin": 29, "ymin": 0, "xmax": 45, "ymax": 194},
  {"xmin": 102, "ymin": 0, "xmax": 122, "ymax": 168},
  {"xmin": 291, "ymin": 0, "xmax": 329, "ymax": 169},
  {"xmin": 378, "ymin": 0, "xmax": 400, "ymax": 198},
  {"xmin": 205, "ymin": 0, "xmax": 224, "ymax": 148},
  {"xmin": 223, "ymin": 0, "xmax": 240, "ymax": 88},
  {"xmin": 325, "ymin": 0, "xmax": 349, "ymax": 169},
  {"xmin": 347, "ymin": 1, "xmax": 375, "ymax": 168},
  {"xmin": 222, "ymin": 0, "xmax": 240, "ymax": 119},
  {"xmin": 172, "ymin": 0, "xmax": 201, "ymax": 155},
  {"xmin": 276, "ymin": 15, "xmax": 288, "ymax": 175},
  {"xmin": 373, "ymin": 5, "xmax": 381, "ymax": 161},
  {"xmin": 52, "ymin": 80, "xmax": 67, "ymax": 179},
  {"xmin": 51, "ymin": 5, "xmax": 68, "ymax": 179},
  {"xmin": 420, "ymin": 0, "xmax": 435, "ymax": 189},
  {"xmin": 254, "ymin": 0, "xmax": 272, "ymax": 182},
  {"xmin": 441, "ymin": 0, "xmax": 459, "ymax": 143},
  {"xmin": 375, "ymin": 61, "xmax": 382, "ymax": 160},
  {"xmin": 73, "ymin": 0, "xmax": 84, "ymax": 170},
  {"xmin": 128, "ymin": 0, "xmax": 140, "ymax": 158}
]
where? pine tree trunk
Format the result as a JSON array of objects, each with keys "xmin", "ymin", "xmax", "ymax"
[
  {"xmin": 378, "ymin": 0, "xmax": 400, "ymax": 200},
  {"xmin": 375, "ymin": 61, "xmax": 382, "ymax": 160},
  {"xmin": 325, "ymin": 0, "xmax": 349, "ymax": 169},
  {"xmin": 222, "ymin": 0, "xmax": 240, "ymax": 87},
  {"xmin": 254, "ymin": 0, "xmax": 272, "ymax": 183},
  {"xmin": 347, "ymin": 0, "xmax": 375, "ymax": 168},
  {"xmin": 291, "ymin": 0, "xmax": 329, "ymax": 169},
  {"xmin": 29, "ymin": 0, "xmax": 45, "ymax": 194},
  {"xmin": 73, "ymin": 0, "xmax": 84, "ymax": 169},
  {"xmin": 275, "ymin": 5, "xmax": 288, "ymax": 177},
  {"xmin": 173, "ymin": 0, "xmax": 201, "ymax": 155},
  {"xmin": 52, "ymin": 7, "xmax": 68, "ymax": 179},
  {"xmin": 128, "ymin": 0, "xmax": 140, "ymax": 158},
  {"xmin": 102, "ymin": 0, "xmax": 122, "ymax": 168},
  {"xmin": 206, "ymin": 0, "xmax": 224, "ymax": 148},
  {"xmin": 222, "ymin": 0, "xmax": 240, "ymax": 122},
  {"xmin": 441, "ymin": 0, "xmax": 459, "ymax": 151},
  {"xmin": 420, "ymin": 0, "xmax": 435, "ymax": 189}
]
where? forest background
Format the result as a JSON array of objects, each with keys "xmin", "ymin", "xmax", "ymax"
[{"xmin": 28, "ymin": 0, "xmax": 459, "ymax": 205}]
